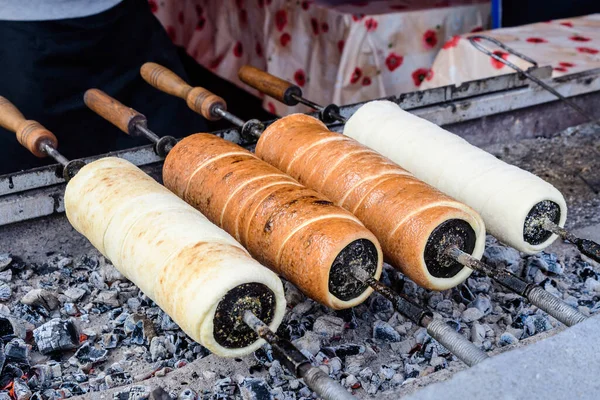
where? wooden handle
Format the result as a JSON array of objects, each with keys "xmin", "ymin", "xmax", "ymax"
[
  {"xmin": 185, "ymin": 87, "xmax": 227, "ymax": 121},
  {"xmin": 0, "ymin": 96, "xmax": 57, "ymax": 157},
  {"xmin": 84, "ymin": 89, "xmax": 146, "ymax": 134},
  {"xmin": 238, "ymin": 65, "xmax": 301, "ymax": 105},
  {"xmin": 141, "ymin": 62, "xmax": 193, "ymax": 100},
  {"xmin": 141, "ymin": 62, "xmax": 226, "ymax": 120}
]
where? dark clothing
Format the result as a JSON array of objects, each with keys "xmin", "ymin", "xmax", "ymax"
[
  {"xmin": 502, "ymin": 0, "xmax": 600, "ymax": 27},
  {"xmin": 0, "ymin": 0, "xmax": 207, "ymax": 174}
]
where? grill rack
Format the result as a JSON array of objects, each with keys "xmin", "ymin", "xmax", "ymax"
[{"xmin": 0, "ymin": 66, "xmax": 599, "ymax": 227}]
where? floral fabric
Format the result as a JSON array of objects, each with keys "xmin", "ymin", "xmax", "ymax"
[
  {"xmin": 422, "ymin": 14, "xmax": 600, "ymax": 90},
  {"xmin": 149, "ymin": 0, "xmax": 490, "ymax": 115}
]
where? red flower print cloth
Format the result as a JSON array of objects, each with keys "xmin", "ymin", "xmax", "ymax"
[
  {"xmin": 423, "ymin": 15, "xmax": 600, "ymax": 91},
  {"xmin": 423, "ymin": 30, "xmax": 438, "ymax": 48},
  {"xmin": 412, "ymin": 68, "xmax": 433, "ymax": 86},
  {"xmin": 385, "ymin": 53, "xmax": 404, "ymax": 72},
  {"xmin": 294, "ymin": 69, "xmax": 306, "ymax": 87},
  {"xmin": 350, "ymin": 67, "xmax": 362, "ymax": 84}
]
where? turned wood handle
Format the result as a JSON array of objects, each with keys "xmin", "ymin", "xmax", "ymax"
[
  {"xmin": 238, "ymin": 65, "xmax": 301, "ymax": 105},
  {"xmin": 84, "ymin": 89, "xmax": 147, "ymax": 134},
  {"xmin": 141, "ymin": 62, "xmax": 192, "ymax": 99},
  {"xmin": 141, "ymin": 62, "xmax": 226, "ymax": 120},
  {"xmin": 0, "ymin": 96, "xmax": 58, "ymax": 157}
]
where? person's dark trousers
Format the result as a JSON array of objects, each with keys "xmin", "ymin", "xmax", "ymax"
[{"xmin": 0, "ymin": 0, "xmax": 207, "ymax": 175}]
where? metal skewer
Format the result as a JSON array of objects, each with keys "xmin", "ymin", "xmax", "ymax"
[
  {"xmin": 0, "ymin": 96, "xmax": 85, "ymax": 181},
  {"xmin": 243, "ymin": 311, "xmax": 355, "ymax": 400},
  {"xmin": 238, "ymin": 65, "xmax": 346, "ymax": 124},
  {"xmin": 87, "ymin": 85, "xmax": 491, "ymax": 367},
  {"xmin": 542, "ymin": 219, "xmax": 600, "ymax": 263},
  {"xmin": 446, "ymin": 246, "xmax": 587, "ymax": 327},
  {"xmin": 468, "ymin": 35, "xmax": 597, "ymax": 123},
  {"xmin": 348, "ymin": 265, "xmax": 489, "ymax": 367}
]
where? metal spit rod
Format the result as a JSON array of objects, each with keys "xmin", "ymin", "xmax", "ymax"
[
  {"xmin": 446, "ymin": 246, "xmax": 587, "ymax": 327},
  {"xmin": 543, "ymin": 219, "xmax": 600, "ymax": 264},
  {"xmin": 243, "ymin": 311, "xmax": 355, "ymax": 400},
  {"xmin": 348, "ymin": 265, "xmax": 490, "ymax": 367},
  {"xmin": 237, "ymin": 65, "xmax": 346, "ymax": 124},
  {"xmin": 468, "ymin": 35, "xmax": 597, "ymax": 124}
]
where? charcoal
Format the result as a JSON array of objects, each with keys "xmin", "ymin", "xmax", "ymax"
[
  {"xmin": 5, "ymin": 338, "xmax": 30, "ymax": 365},
  {"xmin": 12, "ymin": 303, "xmax": 45, "ymax": 325},
  {"xmin": 283, "ymin": 280, "xmax": 304, "ymax": 307},
  {"xmin": 148, "ymin": 387, "xmax": 173, "ymax": 400},
  {"xmin": 177, "ymin": 389, "xmax": 198, "ymax": 400},
  {"xmin": 125, "ymin": 314, "xmax": 155, "ymax": 345},
  {"xmin": 0, "ymin": 316, "xmax": 25, "ymax": 340},
  {"xmin": 527, "ymin": 252, "xmax": 564, "ymax": 275},
  {"xmin": 89, "ymin": 271, "xmax": 107, "ymax": 290},
  {"xmin": 102, "ymin": 332, "xmax": 118, "ymax": 349},
  {"xmin": 269, "ymin": 360, "xmax": 290, "ymax": 387},
  {"xmin": 576, "ymin": 260, "xmax": 597, "ymax": 281},
  {"xmin": 101, "ymin": 262, "xmax": 126, "ymax": 284},
  {"xmin": 328, "ymin": 357, "xmax": 343, "ymax": 375},
  {"xmin": 331, "ymin": 343, "xmax": 365, "ymax": 359},
  {"xmin": 291, "ymin": 331, "xmax": 321, "ymax": 356},
  {"xmin": 77, "ymin": 255, "xmax": 99, "ymax": 270},
  {"xmin": 150, "ymin": 337, "xmax": 169, "ymax": 361},
  {"xmin": 60, "ymin": 382, "xmax": 85, "ymax": 396},
  {"xmin": 483, "ymin": 245, "xmax": 521, "ymax": 272},
  {"xmin": 113, "ymin": 385, "xmax": 152, "ymax": 400},
  {"xmin": 19, "ymin": 269, "xmax": 33, "ymax": 280},
  {"xmin": 21, "ymin": 289, "xmax": 59, "ymax": 310},
  {"xmin": 498, "ymin": 332, "xmax": 519, "ymax": 346},
  {"xmin": 0, "ymin": 393, "xmax": 10, "ymax": 400},
  {"xmin": 0, "ymin": 253, "xmax": 11, "ymax": 271},
  {"xmin": 370, "ymin": 295, "xmax": 394, "ymax": 319},
  {"xmin": 313, "ymin": 315, "xmax": 345, "ymax": 338},
  {"xmin": 46, "ymin": 254, "xmax": 73, "ymax": 270},
  {"xmin": 114, "ymin": 311, "xmax": 130, "ymax": 325},
  {"xmin": 106, "ymin": 372, "xmax": 133, "ymax": 388},
  {"xmin": 435, "ymin": 299, "xmax": 454, "ymax": 315},
  {"xmin": 70, "ymin": 342, "xmax": 108, "ymax": 369},
  {"xmin": 127, "ymin": 297, "xmax": 142, "ymax": 312},
  {"xmin": 461, "ymin": 307, "xmax": 484, "ymax": 323},
  {"xmin": 240, "ymin": 378, "xmax": 272, "ymax": 400},
  {"xmin": 213, "ymin": 377, "xmax": 236, "ymax": 398},
  {"xmin": 373, "ymin": 321, "xmax": 401, "ymax": 342},
  {"xmin": 0, "ymin": 270, "xmax": 11, "ymax": 282},
  {"xmin": 290, "ymin": 300, "xmax": 314, "ymax": 316},
  {"xmin": 13, "ymin": 378, "xmax": 32, "ymax": 400},
  {"xmin": 279, "ymin": 315, "xmax": 314, "ymax": 341},
  {"xmin": 0, "ymin": 342, "xmax": 4, "ymax": 373},
  {"xmin": 95, "ymin": 290, "xmax": 120, "ymax": 308},
  {"xmin": 390, "ymin": 337, "xmax": 417, "ymax": 354},
  {"xmin": 471, "ymin": 323, "xmax": 486, "ymax": 345},
  {"xmin": 63, "ymin": 303, "xmax": 79, "ymax": 316},
  {"xmin": 468, "ymin": 295, "xmax": 492, "ymax": 316},
  {"xmin": 33, "ymin": 318, "xmax": 79, "ymax": 354},
  {"xmin": 159, "ymin": 313, "xmax": 179, "ymax": 331},
  {"xmin": 379, "ymin": 365, "xmax": 396, "ymax": 380},
  {"xmin": 33, "ymin": 361, "xmax": 62, "ymax": 384},
  {"xmin": 0, "ymin": 282, "xmax": 11, "ymax": 301},
  {"xmin": 63, "ymin": 288, "xmax": 86, "ymax": 302}
]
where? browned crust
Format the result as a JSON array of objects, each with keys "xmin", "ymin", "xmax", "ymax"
[
  {"xmin": 163, "ymin": 133, "xmax": 383, "ymax": 308},
  {"xmin": 257, "ymin": 115, "xmax": 479, "ymax": 290}
]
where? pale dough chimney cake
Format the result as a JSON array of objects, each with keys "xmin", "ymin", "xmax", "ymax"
[{"xmin": 65, "ymin": 157, "xmax": 286, "ymax": 357}]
